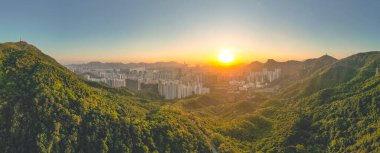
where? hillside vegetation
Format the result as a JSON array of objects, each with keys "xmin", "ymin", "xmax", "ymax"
[
  {"xmin": 0, "ymin": 42, "xmax": 212, "ymax": 153},
  {"xmin": 1, "ymin": 42, "xmax": 380, "ymax": 153},
  {"xmin": 171, "ymin": 52, "xmax": 380, "ymax": 152}
]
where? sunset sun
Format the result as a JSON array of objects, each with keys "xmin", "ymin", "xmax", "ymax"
[{"xmin": 218, "ymin": 50, "xmax": 235, "ymax": 63}]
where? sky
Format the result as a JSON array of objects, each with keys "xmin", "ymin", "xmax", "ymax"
[{"xmin": 1, "ymin": 0, "xmax": 380, "ymax": 64}]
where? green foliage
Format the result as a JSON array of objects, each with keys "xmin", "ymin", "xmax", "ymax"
[
  {"xmin": 1, "ymin": 42, "xmax": 380, "ymax": 153},
  {"xmin": 0, "ymin": 42, "xmax": 212, "ymax": 153}
]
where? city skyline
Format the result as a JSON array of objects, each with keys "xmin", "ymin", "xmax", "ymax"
[
  {"xmin": 1, "ymin": 0, "xmax": 380, "ymax": 151},
  {"xmin": 1, "ymin": 0, "xmax": 380, "ymax": 64}
]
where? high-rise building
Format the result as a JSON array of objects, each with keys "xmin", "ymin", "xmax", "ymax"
[
  {"xmin": 105, "ymin": 79, "xmax": 125, "ymax": 88},
  {"xmin": 247, "ymin": 68, "xmax": 281, "ymax": 87},
  {"xmin": 126, "ymin": 79, "xmax": 141, "ymax": 90},
  {"xmin": 83, "ymin": 74, "xmax": 90, "ymax": 80},
  {"xmin": 158, "ymin": 80, "xmax": 209, "ymax": 99}
]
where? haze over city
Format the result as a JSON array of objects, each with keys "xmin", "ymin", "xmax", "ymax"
[
  {"xmin": 1, "ymin": 0, "xmax": 380, "ymax": 64},
  {"xmin": 3, "ymin": 0, "xmax": 380, "ymax": 152}
]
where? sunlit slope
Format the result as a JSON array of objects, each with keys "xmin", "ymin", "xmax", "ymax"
[
  {"xmin": 299, "ymin": 73, "xmax": 380, "ymax": 152},
  {"xmin": 283, "ymin": 51, "xmax": 380, "ymax": 97},
  {"xmin": 248, "ymin": 55, "xmax": 337, "ymax": 89},
  {"xmin": 2, "ymin": 41, "xmax": 379, "ymax": 153},
  {"xmin": 0, "ymin": 42, "xmax": 212, "ymax": 153},
  {"xmin": 170, "ymin": 52, "xmax": 380, "ymax": 152},
  {"xmin": 258, "ymin": 51, "xmax": 380, "ymax": 152}
]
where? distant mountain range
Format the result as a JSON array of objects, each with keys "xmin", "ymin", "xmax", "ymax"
[
  {"xmin": 1, "ymin": 41, "xmax": 380, "ymax": 153},
  {"xmin": 67, "ymin": 61, "xmax": 186, "ymax": 69},
  {"xmin": 68, "ymin": 54, "xmax": 337, "ymax": 72},
  {"xmin": 244, "ymin": 55, "xmax": 338, "ymax": 89},
  {"xmin": 247, "ymin": 55, "xmax": 337, "ymax": 76}
]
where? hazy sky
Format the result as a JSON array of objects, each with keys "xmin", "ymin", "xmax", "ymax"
[{"xmin": 1, "ymin": 0, "xmax": 380, "ymax": 64}]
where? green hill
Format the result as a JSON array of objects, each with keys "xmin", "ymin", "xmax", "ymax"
[
  {"xmin": 283, "ymin": 52, "xmax": 380, "ymax": 97},
  {"xmin": 256, "ymin": 51, "xmax": 380, "ymax": 152},
  {"xmin": 169, "ymin": 52, "xmax": 380, "ymax": 152},
  {"xmin": 1, "ymin": 41, "xmax": 380, "ymax": 153},
  {"xmin": 0, "ymin": 42, "xmax": 212, "ymax": 153}
]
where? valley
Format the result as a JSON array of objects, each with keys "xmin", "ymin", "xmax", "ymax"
[{"xmin": 1, "ymin": 42, "xmax": 380, "ymax": 152}]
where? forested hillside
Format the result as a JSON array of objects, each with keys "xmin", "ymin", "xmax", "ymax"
[
  {"xmin": 170, "ymin": 52, "xmax": 380, "ymax": 152},
  {"xmin": 1, "ymin": 42, "xmax": 380, "ymax": 153},
  {"xmin": 279, "ymin": 51, "xmax": 380, "ymax": 152},
  {"xmin": 0, "ymin": 42, "xmax": 212, "ymax": 153}
]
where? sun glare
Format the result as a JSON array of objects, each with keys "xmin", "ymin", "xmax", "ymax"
[{"xmin": 218, "ymin": 50, "xmax": 234, "ymax": 63}]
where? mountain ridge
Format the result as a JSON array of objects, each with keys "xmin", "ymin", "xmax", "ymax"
[
  {"xmin": 0, "ymin": 42, "xmax": 213, "ymax": 153},
  {"xmin": 1, "ymin": 41, "xmax": 380, "ymax": 153}
]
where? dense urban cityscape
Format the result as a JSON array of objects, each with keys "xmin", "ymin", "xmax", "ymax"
[
  {"xmin": 3, "ymin": 0, "xmax": 380, "ymax": 152},
  {"xmin": 67, "ymin": 62, "xmax": 282, "ymax": 99}
]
